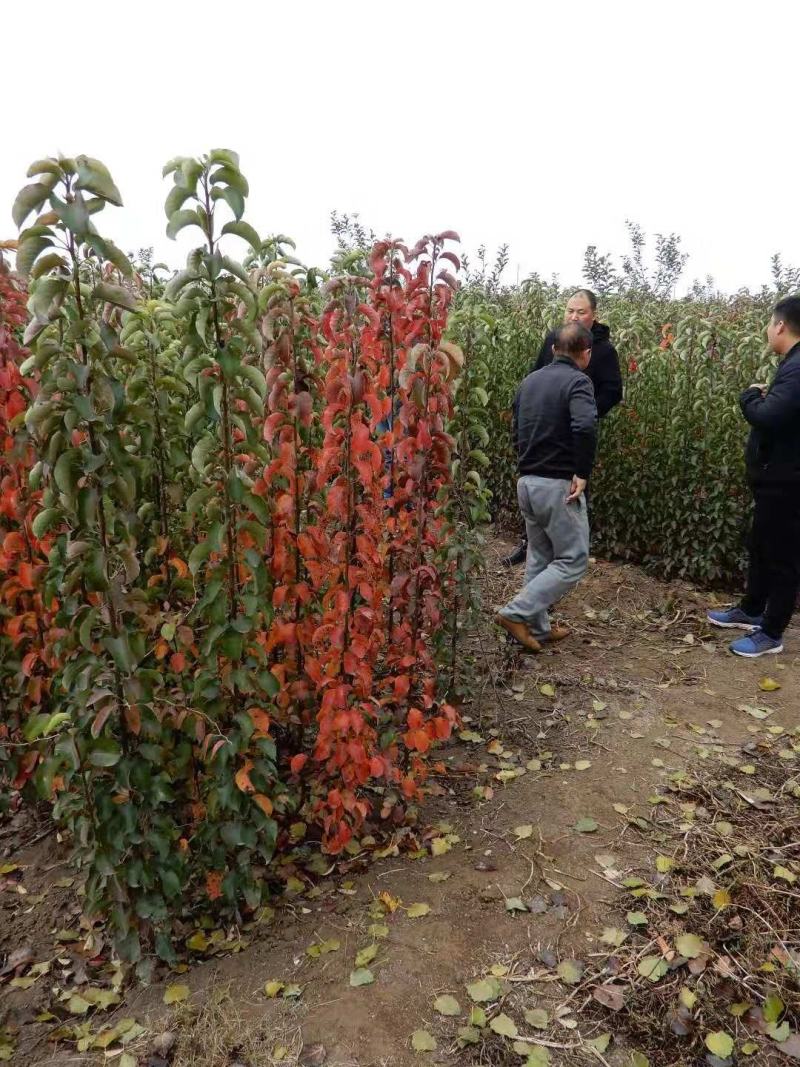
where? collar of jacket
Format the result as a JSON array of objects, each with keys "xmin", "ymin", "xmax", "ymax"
[
  {"xmin": 782, "ymin": 340, "xmax": 800, "ymax": 362},
  {"xmin": 591, "ymin": 321, "xmax": 611, "ymax": 343}
]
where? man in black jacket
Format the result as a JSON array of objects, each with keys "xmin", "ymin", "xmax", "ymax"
[
  {"xmin": 495, "ymin": 324, "xmax": 597, "ymax": 651},
  {"xmin": 501, "ymin": 289, "xmax": 622, "ymax": 565},
  {"xmin": 707, "ymin": 296, "xmax": 800, "ymax": 657}
]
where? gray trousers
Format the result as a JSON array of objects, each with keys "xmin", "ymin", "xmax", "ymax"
[{"xmin": 499, "ymin": 475, "xmax": 589, "ymax": 638}]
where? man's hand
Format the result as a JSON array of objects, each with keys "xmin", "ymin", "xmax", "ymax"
[
  {"xmin": 566, "ymin": 476, "xmax": 587, "ymax": 503},
  {"xmin": 748, "ymin": 383, "xmax": 768, "ymax": 394}
]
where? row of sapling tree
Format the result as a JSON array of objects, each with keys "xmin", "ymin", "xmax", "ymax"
[
  {"xmin": 451, "ymin": 228, "xmax": 793, "ymax": 586},
  {"xmin": 0, "ymin": 151, "xmax": 490, "ymax": 977}
]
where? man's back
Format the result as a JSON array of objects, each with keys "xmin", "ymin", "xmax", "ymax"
[{"xmin": 513, "ymin": 358, "xmax": 598, "ymax": 482}]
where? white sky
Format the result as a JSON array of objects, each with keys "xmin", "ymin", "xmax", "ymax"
[{"xmin": 3, "ymin": 0, "xmax": 798, "ymax": 294}]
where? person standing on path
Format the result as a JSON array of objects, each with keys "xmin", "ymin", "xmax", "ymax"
[
  {"xmin": 707, "ymin": 296, "xmax": 800, "ymax": 657},
  {"xmin": 501, "ymin": 289, "xmax": 622, "ymax": 566},
  {"xmin": 495, "ymin": 323, "xmax": 598, "ymax": 652}
]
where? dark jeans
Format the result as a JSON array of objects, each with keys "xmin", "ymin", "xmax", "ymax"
[{"xmin": 740, "ymin": 484, "xmax": 800, "ymax": 639}]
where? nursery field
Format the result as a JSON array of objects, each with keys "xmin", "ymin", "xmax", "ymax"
[{"xmin": 1, "ymin": 152, "xmax": 799, "ymax": 1065}]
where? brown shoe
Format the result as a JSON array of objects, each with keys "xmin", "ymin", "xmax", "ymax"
[
  {"xmin": 543, "ymin": 624, "xmax": 572, "ymax": 643},
  {"xmin": 494, "ymin": 614, "xmax": 542, "ymax": 653}
]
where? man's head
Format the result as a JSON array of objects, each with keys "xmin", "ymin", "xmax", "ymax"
[
  {"xmin": 553, "ymin": 323, "xmax": 593, "ymax": 371},
  {"xmin": 767, "ymin": 297, "xmax": 800, "ymax": 356},
  {"xmin": 564, "ymin": 289, "xmax": 597, "ymax": 330}
]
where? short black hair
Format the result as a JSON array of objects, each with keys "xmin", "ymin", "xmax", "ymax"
[
  {"xmin": 572, "ymin": 288, "xmax": 597, "ymax": 312},
  {"xmin": 773, "ymin": 296, "xmax": 800, "ymax": 336},
  {"xmin": 554, "ymin": 323, "xmax": 593, "ymax": 357}
]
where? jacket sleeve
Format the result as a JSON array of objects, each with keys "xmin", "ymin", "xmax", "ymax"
[
  {"xmin": 532, "ymin": 333, "xmax": 554, "ymax": 374},
  {"xmin": 568, "ymin": 376, "xmax": 598, "ymax": 480},
  {"xmin": 740, "ymin": 362, "xmax": 800, "ymax": 430},
  {"xmin": 592, "ymin": 343, "xmax": 623, "ymax": 417}
]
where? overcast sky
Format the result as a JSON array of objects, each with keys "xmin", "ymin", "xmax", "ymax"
[{"xmin": 3, "ymin": 0, "xmax": 798, "ymax": 294}]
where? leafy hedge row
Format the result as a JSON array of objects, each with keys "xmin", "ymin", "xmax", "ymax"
[
  {"xmin": 1, "ymin": 152, "xmax": 488, "ymax": 975},
  {"xmin": 450, "ymin": 283, "xmax": 781, "ymax": 586}
]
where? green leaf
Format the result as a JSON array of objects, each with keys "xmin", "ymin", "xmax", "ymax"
[
  {"xmin": 75, "ymin": 155, "xmax": 123, "ymax": 205},
  {"xmin": 239, "ymin": 362, "xmax": 267, "ymax": 399},
  {"xmin": 209, "ymin": 148, "xmax": 241, "ymax": 169},
  {"xmin": 191, "ymin": 435, "xmax": 215, "ymax": 474},
  {"xmin": 27, "ymin": 158, "xmax": 62, "ymax": 179},
  {"xmin": 86, "ymin": 234, "xmax": 133, "ymax": 277},
  {"xmin": 221, "ymin": 220, "xmax": 261, "ymax": 250},
  {"xmin": 165, "ymin": 184, "xmax": 194, "ymax": 218},
  {"xmin": 524, "ymin": 1008, "xmax": 549, "ymax": 1029},
  {"xmin": 588, "ymin": 1034, "xmax": 612, "ymax": 1054},
  {"xmin": 637, "ymin": 955, "xmax": 668, "ymax": 983},
  {"xmin": 456, "ymin": 1026, "xmax": 480, "ymax": 1046},
  {"xmin": 166, "ymin": 209, "xmax": 202, "ymax": 241},
  {"xmin": 103, "ymin": 634, "xmax": 136, "ymax": 674},
  {"xmin": 88, "ymin": 739, "xmax": 122, "ymax": 768},
  {"xmin": 220, "ymin": 185, "xmax": 245, "ymax": 221},
  {"xmin": 489, "ymin": 1013, "xmax": 518, "ymax": 1039},
  {"xmin": 763, "ymin": 994, "xmax": 784, "ymax": 1025},
  {"xmin": 31, "ymin": 507, "xmax": 61, "ymax": 538},
  {"xmin": 163, "ymin": 983, "xmax": 190, "ymax": 1005},
  {"xmin": 210, "ymin": 165, "xmax": 249, "ymax": 196},
  {"xmin": 30, "ymin": 252, "xmax": 68, "ymax": 279},
  {"xmin": 406, "ymin": 902, "xmax": 430, "ymax": 918},
  {"xmin": 704, "ymin": 1031, "xmax": 734, "ymax": 1058},
  {"xmin": 12, "ymin": 182, "xmax": 52, "ymax": 228},
  {"xmin": 466, "ymin": 976, "xmax": 501, "ymax": 1003},
  {"xmin": 556, "ymin": 959, "xmax": 584, "ymax": 984},
  {"xmin": 16, "ymin": 233, "xmax": 53, "ymax": 277},
  {"xmin": 53, "ymin": 449, "xmax": 81, "ymax": 496},
  {"xmin": 574, "ymin": 817, "xmax": 598, "ymax": 833},
  {"xmin": 434, "ymin": 994, "xmax": 461, "ymax": 1016},
  {"xmin": 410, "ymin": 1029, "xmax": 437, "ymax": 1052},
  {"xmin": 349, "ymin": 968, "xmax": 374, "ymax": 987},
  {"xmin": 355, "ymin": 944, "xmax": 378, "ymax": 968},
  {"xmin": 675, "ymin": 933, "xmax": 704, "ymax": 959},
  {"xmin": 93, "ymin": 282, "xmax": 136, "ymax": 310}
]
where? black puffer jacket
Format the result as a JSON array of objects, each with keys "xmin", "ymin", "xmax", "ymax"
[
  {"xmin": 533, "ymin": 321, "xmax": 623, "ymax": 418},
  {"xmin": 742, "ymin": 342, "xmax": 800, "ymax": 485}
]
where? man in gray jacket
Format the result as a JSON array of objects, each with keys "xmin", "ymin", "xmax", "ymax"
[{"xmin": 496, "ymin": 323, "xmax": 597, "ymax": 652}]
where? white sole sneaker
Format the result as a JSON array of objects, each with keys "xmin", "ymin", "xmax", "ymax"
[{"xmin": 730, "ymin": 643, "xmax": 784, "ymax": 658}]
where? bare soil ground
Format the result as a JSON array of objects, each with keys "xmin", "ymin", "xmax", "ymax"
[{"xmin": 2, "ymin": 532, "xmax": 798, "ymax": 1067}]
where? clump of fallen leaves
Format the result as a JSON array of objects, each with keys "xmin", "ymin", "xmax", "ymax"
[
  {"xmin": 410, "ymin": 739, "xmax": 799, "ymax": 1066},
  {"xmin": 576, "ymin": 740, "xmax": 800, "ymax": 1064}
]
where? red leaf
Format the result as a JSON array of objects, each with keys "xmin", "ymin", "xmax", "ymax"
[
  {"xmin": 169, "ymin": 651, "xmax": 186, "ymax": 673},
  {"xmin": 290, "ymin": 753, "xmax": 308, "ymax": 775}
]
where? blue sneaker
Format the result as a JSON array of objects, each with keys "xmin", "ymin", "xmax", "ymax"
[
  {"xmin": 707, "ymin": 607, "xmax": 763, "ymax": 631},
  {"xmin": 729, "ymin": 629, "xmax": 783, "ymax": 658}
]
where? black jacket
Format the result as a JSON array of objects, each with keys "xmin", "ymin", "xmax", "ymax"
[
  {"xmin": 533, "ymin": 321, "xmax": 622, "ymax": 418},
  {"xmin": 513, "ymin": 357, "xmax": 598, "ymax": 481},
  {"xmin": 741, "ymin": 341, "xmax": 800, "ymax": 486}
]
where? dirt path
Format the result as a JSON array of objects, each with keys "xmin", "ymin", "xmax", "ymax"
[{"xmin": 2, "ymin": 534, "xmax": 799, "ymax": 1067}]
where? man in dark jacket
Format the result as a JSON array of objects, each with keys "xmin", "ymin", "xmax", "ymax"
[
  {"xmin": 495, "ymin": 323, "xmax": 597, "ymax": 651},
  {"xmin": 501, "ymin": 289, "xmax": 622, "ymax": 565},
  {"xmin": 707, "ymin": 296, "xmax": 800, "ymax": 657}
]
